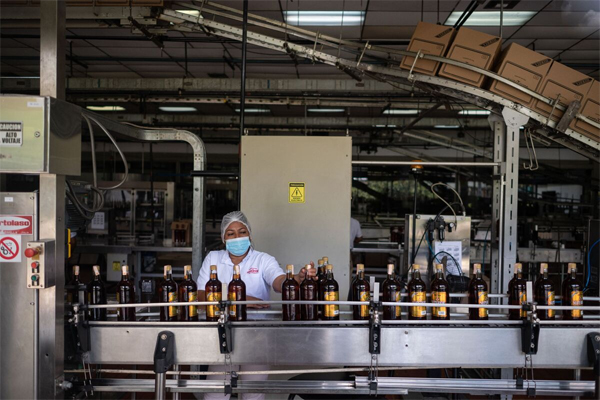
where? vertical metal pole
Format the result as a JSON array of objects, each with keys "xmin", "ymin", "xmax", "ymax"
[
  {"xmin": 173, "ymin": 365, "xmax": 180, "ymax": 400},
  {"xmin": 155, "ymin": 373, "xmax": 166, "ymax": 400},
  {"xmin": 411, "ymin": 174, "xmax": 418, "ymax": 265},
  {"xmin": 575, "ymin": 369, "xmax": 581, "ymax": 400},
  {"xmin": 238, "ymin": 0, "xmax": 249, "ymax": 208},
  {"xmin": 488, "ymin": 114, "xmax": 504, "ymax": 297},
  {"xmin": 39, "ymin": 2, "xmax": 66, "ymax": 399}
]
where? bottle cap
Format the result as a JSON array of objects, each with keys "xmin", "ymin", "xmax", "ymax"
[
  {"xmin": 568, "ymin": 263, "xmax": 577, "ymax": 272},
  {"xmin": 514, "ymin": 263, "xmax": 522, "ymax": 273},
  {"xmin": 540, "ymin": 263, "xmax": 548, "ymax": 273},
  {"xmin": 540, "ymin": 262, "xmax": 548, "ymax": 268},
  {"xmin": 387, "ymin": 264, "xmax": 394, "ymax": 275},
  {"xmin": 164, "ymin": 265, "xmax": 171, "ymax": 275},
  {"xmin": 323, "ymin": 257, "xmax": 329, "ymax": 263},
  {"xmin": 210, "ymin": 264, "xmax": 217, "ymax": 271},
  {"xmin": 234, "ymin": 264, "xmax": 241, "ymax": 274},
  {"xmin": 326, "ymin": 264, "xmax": 333, "ymax": 271},
  {"xmin": 473, "ymin": 263, "xmax": 482, "ymax": 272},
  {"xmin": 412, "ymin": 264, "xmax": 420, "ymax": 271},
  {"xmin": 286, "ymin": 264, "xmax": 294, "ymax": 272},
  {"xmin": 305, "ymin": 264, "xmax": 312, "ymax": 270},
  {"xmin": 318, "ymin": 259, "xmax": 324, "ymax": 265},
  {"xmin": 73, "ymin": 265, "xmax": 80, "ymax": 275},
  {"xmin": 184, "ymin": 265, "xmax": 192, "ymax": 273},
  {"xmin": 93, "ymin": 265, "xmax": 100, "ymax": 275},
  {"xmin": 356, "ymin": 264, "xmax": 365, "ymax": 271},
  {"xmin": 435, "ymin": 263, "xmax": 443, "ymax": 271},
  {"xmin": 121, "ymin": 265, "xmax": 129, "ymax": 275}
]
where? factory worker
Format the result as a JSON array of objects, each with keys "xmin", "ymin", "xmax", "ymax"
[{"xmin": 196, "ymin": 210, "xmax": 316, "ymax": 400}]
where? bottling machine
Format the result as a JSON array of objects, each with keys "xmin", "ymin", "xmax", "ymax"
[{"xmin": 1, "ymin": 3, "xmax": 600, "ymax": 398}]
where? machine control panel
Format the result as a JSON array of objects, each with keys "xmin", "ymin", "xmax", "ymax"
[{"xmin": 25, "ymin": 240, "xmax": 55, "ymax": 289}]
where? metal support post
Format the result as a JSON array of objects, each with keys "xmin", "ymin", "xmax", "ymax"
[
  {"xmin": 586, "ymin": 332, "xmax": 600, "ymax": 400},
  {"xmin": 40, "ymin": 1, "xmax": 65, "ymax": 100},
  {"xmin": 153, "ymin": 331, "xmax": 175, "ymax": 400},
  {"xmin": 489, "ymin": 114, "xmax": 505, "ymax": 298}
]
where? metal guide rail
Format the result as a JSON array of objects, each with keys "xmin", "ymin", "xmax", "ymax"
[
  {"xmin": 156, "ymin": 4, "xmax": 600, "ymax": 160},
  {"xmin": 69, "ymin": 294, "xmax": 600, "ymax": 398}
]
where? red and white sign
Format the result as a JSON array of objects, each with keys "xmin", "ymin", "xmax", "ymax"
[
  {"xmin": 0, "ymin": 215, "xmax": 33, "ymax": 235},
  {"xmin": 0, "ymin": 235, "xmax": 21, "ymax": 263}
]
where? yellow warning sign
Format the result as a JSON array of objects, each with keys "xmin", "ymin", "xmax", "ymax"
[{"xmin": 289, "ymin": 182, "xmax": 305, "ymax": 204}]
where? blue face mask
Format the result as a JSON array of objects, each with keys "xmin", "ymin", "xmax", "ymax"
[{"xmin": 226, "ymin": 237, "xmax": 251, "ymax": 256}]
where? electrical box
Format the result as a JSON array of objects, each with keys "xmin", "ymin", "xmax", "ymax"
[
  {"xmin": 241, "ymin": 136, "xmax": 352, "ymax": 299},
  {"xmin": 24, "ymin": 240, "xmax": 55, "ymax": 289},
  {"xmin": 0, "ymin": 95, "xmax": 81, "ymax": 175},
  {"xmin": 107, "ymin": 253, "xmax": 128, "ymax": 282}
]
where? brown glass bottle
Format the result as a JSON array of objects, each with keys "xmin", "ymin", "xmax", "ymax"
[
  {"xmin": 317, "ymin": 257, "xmax": 328, "ymax": 319},
  {"xmin": 179, "ymin": 265, "xmax": 198, "ymax": 321},
  {"xmin": 352, "ymin": 264, "xmax": 370, "ymax": 320},
  {"xmin": 88, "ymin": 265, "xmax": 107, "ymax": 321},
  {"xmin": 535, "ymin": 263, "xmax": 555, "ymax": 320},
  {"xmin": 382, "ymin": 263, "xmax": 402, "ymax": 320},
  {"xmin": 228, "ymin": 264, "xmax": 247, "ymax": 321},
  {"xmin": 468, "ymin": 263, "xmax": 488, "ymax": 320},
  {"xmin": 205, "ymin": 265, "xmax": 222, "ymax": 322},
  {"xmin": 562, "ymin": 263, "xmax": 583, "ymax": 320},
  {"xmin": 431, "ymin": 263, "xmax": 450, "ymax": 320},
  {"xmin": 508, "ymin": 263, "xmax": 527, "ymax": 320},
  {"xmin": 408, "ymin": 264, "xmax": 427, "ymax": 320},
  {"xmin": 66, "ymin": 265, "xmax": 82, "ymax": 306},
  {"xmin": 282, "ymin": 264, "xmax": 301, "ymax": 321},
  {"xmin": 300, "ymin": 264, "xmax": 318, "ymax": 321},
  {"xmin": 159, "ymin": 265, "xmax": 179, "ymax": 322},
  {"xmin": 116, "ymin": 265, "xmax": 136, "ymax": 321},
  {"xmin": 322, "ymin": 264, "xmax": 340, "ymax": 320}
]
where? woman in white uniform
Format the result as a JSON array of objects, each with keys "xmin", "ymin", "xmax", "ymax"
[{"xmin": 196, "ymin": 211, "xmax": 315, "ymax": 400}]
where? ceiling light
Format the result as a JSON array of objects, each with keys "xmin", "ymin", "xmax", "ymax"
[
  {"xmin": 159, "ymin": 106, "xmax": 197, "ymax": 112},
  {"xmin": 235, "ymin": 108, "xmax": 270, "ymax": 113},
  {"xmin": 176, "ymin": 10, "xmax": 200, "ymax": 17},
  {"xmin": 383, "ymin": 109, "xmax": 420, "ymax": 115},
  {"xmin": 284, "ymin": 11, "xmax": 365, "ymax": 26},
  {"xmin": 373, "ymin": 124, "xmax": 397, "ymax": 128},
  {"xmin": 308, "ymin": 108, "xmax": 346, "ymax": 113},
  {"xmin": 458, "ymin": 110, "xmax": 491, "ymax": 116},
  {"xmin": 86, "ymin": 106, "xmax": 125, "ymax": 112},
  {"xmin": 434, "ymin": 125, "xmax": 460, "ymax": 129},
  {"xmin": 444, "ymin": 11, "xmax": 536, "ymax": 26}
]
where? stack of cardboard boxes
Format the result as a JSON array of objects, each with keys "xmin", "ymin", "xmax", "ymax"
[{"xmin": 400, "ymin": 22, "xmax": 599, "ymax": 141}]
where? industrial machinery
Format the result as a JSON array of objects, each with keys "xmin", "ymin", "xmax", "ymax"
[{"xmin": 1, "ymin": 2, "xmax": 600, "ymax": 398}]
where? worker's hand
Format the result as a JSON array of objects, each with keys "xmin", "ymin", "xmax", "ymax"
[
  {"xmin": 246, "ymin": 295, "xmax": 269, "ymax": 309},
  {"xmin": 295, "ymin": 262, "xmax": 318, "ymax": 284}
]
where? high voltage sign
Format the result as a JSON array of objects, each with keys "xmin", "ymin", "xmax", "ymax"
[{"xmin": 288, "ymin": 182, "xmax": 305, "ymax": 204}]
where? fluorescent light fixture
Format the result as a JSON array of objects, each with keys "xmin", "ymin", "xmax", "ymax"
[
  {"xmin": 159, "ymin": 106, "xmax": 197, "ymax": 112},
  {"xmin": 373, "ymin": 124, "xmax": 397, "ymax": 128},
  {"xmin": 383, "ymin": 109, "xmax": 420, "ymax": 115},
  {"xmin": 308, "ymin": 108, "xmax": 345, "ymax": 113},
  {"xmin": 86, "ymin": 105, "xmax": 125, "ymax": 112},
  {"xmin": 444, "ymin": 11, "xmax": 536, "ymax": 26},
  {"xmin": 176, "ymin": 10, "xmax": 200, "ymax": 16},
  {"xmin": 235, "ymin": 108, "xmax": 270, "ymax": 113},
  {"xmin": 458, "ymin": 110, "xmax": 491, "ymax": 116},
  {"xmin": 434, "ymin": 125, "xmax": 460, "ymax": 129},
  {"xmin": 284, "ymin": 11, "xmax": 365, "ymax": 26}
]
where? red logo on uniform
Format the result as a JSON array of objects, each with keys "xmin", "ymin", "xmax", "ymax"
[{"xmin": 248, "ymin": 267, "xmax": 259, "ymax": 274}]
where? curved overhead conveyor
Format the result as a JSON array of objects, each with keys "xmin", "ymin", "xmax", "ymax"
[{"xmin": 158, "ymin": 3, "xmax": 600, "ymax": 162}]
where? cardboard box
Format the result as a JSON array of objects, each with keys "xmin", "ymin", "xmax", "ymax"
[
  {"xmin": 488, "ymin": 43, "xmax": 553, "ymax": 108},
  {"xmin": 532, "ymin": 62, "xmax": 595, "ymax": 123},
  {"xmin": 438, "ymin": 27, "xmax": 502, "ymax": 88},
  {"xmin": 400, "ymin": 22, "xmax": 455, "ymax": 76},
  {"xmin": 570, "ymin": 79, "xmax": 599, "ymax": 140}
]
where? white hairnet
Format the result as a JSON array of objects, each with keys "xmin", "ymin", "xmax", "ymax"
[{"xmin": 221, "ymin": 211, "xmax": 252, "ymax": 241}]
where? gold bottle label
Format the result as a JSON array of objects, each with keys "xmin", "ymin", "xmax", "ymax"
[
  {"xmin": 228, "ymin": 292, "xmax": 237, "ymax": 317},
  {"xmin": 572, "ymin": 290, "xmax": 583, "ymax": 318},
  {"xmin": 519, "ymin": 290, "xmax": 527, "ymax": 318},
  {"xmin": 410, "ymin": 291, "xmax": 426, "ymax": 317},
  {"xmin": 547, "ymin": 291, "xmax": 555, "ymax": 318},
  {"xmin": 432, "ymin": 291, "xmax": 447, "ymax": 318},
  {"xmin": 478, "ymin": 291, "xmax": 489, "ymax": 318},
  {"xmin": 395, "ymin": 291, "xmax": 401, "ymax": 318},
  {"xmin": 188, "ymin": 291, "xmax": 198, "ymax": 317},
  {"xmin": 168, "ymin": 292, "xmax": 177, "ymax": 318},
  {"xmin": 359, "ymin": 291, "xmax": 370, "ymax": 317},
  {"xmin": 324, "ymin": 291, "xmax": 339, "ymax": 317},
  {"xmin": 206, "ymin": 292, "xmax": 222, "ymax": 318}
]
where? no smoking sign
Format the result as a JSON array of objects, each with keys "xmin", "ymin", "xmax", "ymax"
[{"xmin": 0, "ymin": 235, "xmax": 21, "ymax": 263}]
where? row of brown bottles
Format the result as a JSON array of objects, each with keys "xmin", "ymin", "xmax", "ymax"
[
  {"xmin": 158, "ymin": 265, "xmax": 199, "ymax": 321},
  {"xmin": 281, "ymin": 264, "xmax": 323, "ymax": 321}
]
